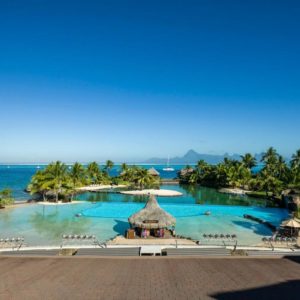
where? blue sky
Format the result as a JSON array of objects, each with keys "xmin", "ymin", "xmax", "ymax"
[{"xmin": 0, "ymin": 0, "xmax": 299, "ymax": 162}]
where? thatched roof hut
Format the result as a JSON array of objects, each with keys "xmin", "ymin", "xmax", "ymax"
[
  {"xmin": 128, "ymin": 195, "xmax": 176, "ymax": 229},
  {"xmin": 179, "ymin": 167, "xmax": 194, "ymax": 177},
  {"xmin": 282, "ymin": 189, "xmax": 300, "ymax": 197},
  {"xmin": 281, "ymin": 218, "xmax": 300, "ymax": 228},
  {"xmin": 147, "ymin": 167, "xmax": 160, "ymax": 176}
]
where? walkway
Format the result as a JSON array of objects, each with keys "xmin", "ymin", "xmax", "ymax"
[{"xmin": 0, "ymin": 257, "xmax": 300, "ymax": 299}]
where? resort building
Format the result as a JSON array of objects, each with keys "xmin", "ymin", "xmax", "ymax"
[{"xmin": 128, "ymin": 194, "xmax": 176, "ymax": 238}]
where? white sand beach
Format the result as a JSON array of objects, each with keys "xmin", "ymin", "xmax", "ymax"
[
  {"xmin": 77, "ymin": 184, "xmax": 128, "ymax": 192},
  {"xmin": 120, "ymin": 189, "xmax": 183, "ymax": 197},
  {"xmin": 218, "ymin": 188, "xmax": 249, "ymax": 195},
  {"xmin": 37, "ymin": 201, "xmax": 86, "ymax": 206}
]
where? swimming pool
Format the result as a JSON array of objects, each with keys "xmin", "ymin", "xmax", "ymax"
[
  {"xmin": 0, "ymin": 184, "xmax": 290, "ymax": 247},
  {"xmin": 0, "ymin": 200, "xmax": 289, "ymax": 247},
  {"xmin": 81, "ymin": 202, "xmax": 287, "ymax": 225}
]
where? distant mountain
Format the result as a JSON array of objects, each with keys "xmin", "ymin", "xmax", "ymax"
[{"xmin": 145, "ymin": 149, "xmax": 264, "ymax": 165}]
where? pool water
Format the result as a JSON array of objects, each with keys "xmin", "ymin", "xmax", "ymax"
[
  {"xmin": 0, "ymin": 184, "xmax": 289, "ymax": 247},
  {"xmin": 81, "ymin": 202, "xmax": 287, "ymax": 224}
]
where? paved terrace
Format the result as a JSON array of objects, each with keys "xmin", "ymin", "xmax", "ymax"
[{"xmin": 0, "ymin": 257, "xmax": 300, "ymax": 300}]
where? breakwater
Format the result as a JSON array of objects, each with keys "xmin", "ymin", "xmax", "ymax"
[{"xmin": 243, "ymin": 214, "xmax": 277, "ymax": 231}]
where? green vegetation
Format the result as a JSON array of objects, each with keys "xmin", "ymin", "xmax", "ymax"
[
  {"xmin": 295, "ymin": 208, "xmax": 300, "ymax": 219},
  {"xmin": 28, "ymin": 161, "xmax": 159, "ymax": 202},
  {"xmin": 0, "ymin": 188, "xmax": 14, "ymax": 208},
  {"xmin": 179, "ymin": 147, "xmax": 300, "ymax": 202},
  {"xmin": 120, "ymin": 166, "xmax": 159, "ymax": 189}
]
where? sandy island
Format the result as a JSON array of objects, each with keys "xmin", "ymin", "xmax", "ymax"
[
  {"xmin": 77, "ymin": 184, "xmax": 128, "ymax": 192},
  {"xmin": 37, "ymin": 201, "xmax": 86, "ymax": 206},
  {"xmin": 120, "ymin": 189, "xmax": 183, "ymax": 197}
]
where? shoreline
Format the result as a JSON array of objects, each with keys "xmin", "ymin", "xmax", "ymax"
[
  {"xmin": 218, "ymin": 188, "xmax": 250, "ymax": 195},
  {"xmin": 4, "ymin": 200, "xmax": 86, "ymax": 209},
  {"xmin": 120, "ymin": 189, "xmax": 183, "ymax": 197},
  {"xmin": 77, "ymin": 184, "xmax": 128, "ymax": 192}
]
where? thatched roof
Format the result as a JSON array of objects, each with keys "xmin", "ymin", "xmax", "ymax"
[
  {"xmin": 147, "ymin": 167, "xmax": 160, "ymax": 176},
  {"xmin": 180, "ymin": 167, "xmax": 194, "ymax": 176},
  {"xmin": 282, "ymin": 189, "xmax": 300, "ymax": 196},
  {"xmin": 281, "ymin": 218, "xmax": 300, "ymax": 228},
  {"xmin": 128, "ymin": 195, "xmax": 176, "ymax": 229}
]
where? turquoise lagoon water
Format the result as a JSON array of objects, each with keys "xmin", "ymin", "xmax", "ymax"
[{"xmin": 0, "ymin": 180, "xmax": 289, "ymax": 246}]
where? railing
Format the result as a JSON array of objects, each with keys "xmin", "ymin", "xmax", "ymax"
[{"xmin": 0, "ymin": 237, "xmax": 25, "ymax": 249}]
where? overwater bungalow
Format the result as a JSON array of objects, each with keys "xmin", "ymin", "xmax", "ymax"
[{"xmin": 127, "ymin": 194, "xmax": 176, "ymax": 238}]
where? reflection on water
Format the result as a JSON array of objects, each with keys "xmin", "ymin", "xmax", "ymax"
[
  {"xmin": 77, "ymin": 184, "xmax": 267, "ymax": 207},
  {"xmin": 29, "ymin": 208, "xmax": 91, "ymax": 240},
  {"xmin": 83, "ymin": 192, "xmax": 111, "ymax": 203},
  {"xmin": 180, "ymin": 184, "xmax": 267, "ymax": 207},
  {"xmin": 77, "ymin": 192, "xmax": 148, "ymax": 203}
]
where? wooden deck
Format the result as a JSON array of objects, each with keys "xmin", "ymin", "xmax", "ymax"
[{"xmin": 0, "ymin": 256, "xmax": 300, "ymax": 299}]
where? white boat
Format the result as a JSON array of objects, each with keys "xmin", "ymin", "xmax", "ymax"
[{"xmin": 163, "ymin": 156, "xmax": 175, "ymax": 172}]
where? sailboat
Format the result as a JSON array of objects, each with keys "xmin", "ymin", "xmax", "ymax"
[{"xmin": 163, "ymin": 156, "xmax": 175, "ymax": 171}]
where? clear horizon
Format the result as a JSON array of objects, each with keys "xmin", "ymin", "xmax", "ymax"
[{"xmin": 1, "ymin": 1, "xmax": 299, "ymax": 163}]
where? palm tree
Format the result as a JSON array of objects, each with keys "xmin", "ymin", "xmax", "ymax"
[
  {"xmin": 0, "ymin": 188, "xmax": 14, "ymax": 208},
  {"xmin": 133, "ymin": 168, "xmax": 156, "ymax": 190},
  {"xmin": 241, "ymin": 153, "xmax": 256, "ymax": 169},
  {"xmin": 261, "ymin": 147, "xmax": 279, "ymax": 169},
  {"xmin": 121, "ymin": 163, "xmax": 128, "ymax": 172},
  {"xmin": 197, "ymin": 160, "xmax": 209, "ymax": 170},
  {"xmin": 28, "ymin": 170, "xmax": 52, "ymax": 202},
  {"xmin": 276, "ymin": 155, "xmax": 288, "ymax": 181},
  {"xmin": 261, "ymin": 147, "xmax": 278, "ymax": 162},
  {"xmin": 87, "ymin": 162, "xmax": 101, "ymax": 184},
  {"xmin": 188, "ymin": 167, "xmax": 202, "ymax": 184},
  {"xmin": 290, "ymin": 149, "xmax": 300, "ymax": 186},
  {"xmin": 261, "ymin": 147, "xmax": 279, "ymax": 178},
  {"xmin": 291, "ymin": 149, "xmax": 300, "ymax": 170},
  {"xmin": 70, "ymin": 162, "xmax": 86, "ymax": 186},
  {"xmin": 215, "ymin": 163, "xmax": 228, "ymax": 187},
  {"xmin": 67, "ymin": 162, "xmax": 86, "ymax": 201},
  {"xmin": 46, "ymin": 161, "xmax": 68, "ymax": 202},
  {"xmin": 104, "ymin": 160, "xmax": 114, "ymax": 175},
  {"xmin": 261, "ymin": 175, "xmax": 283, "ymax": 198}
]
